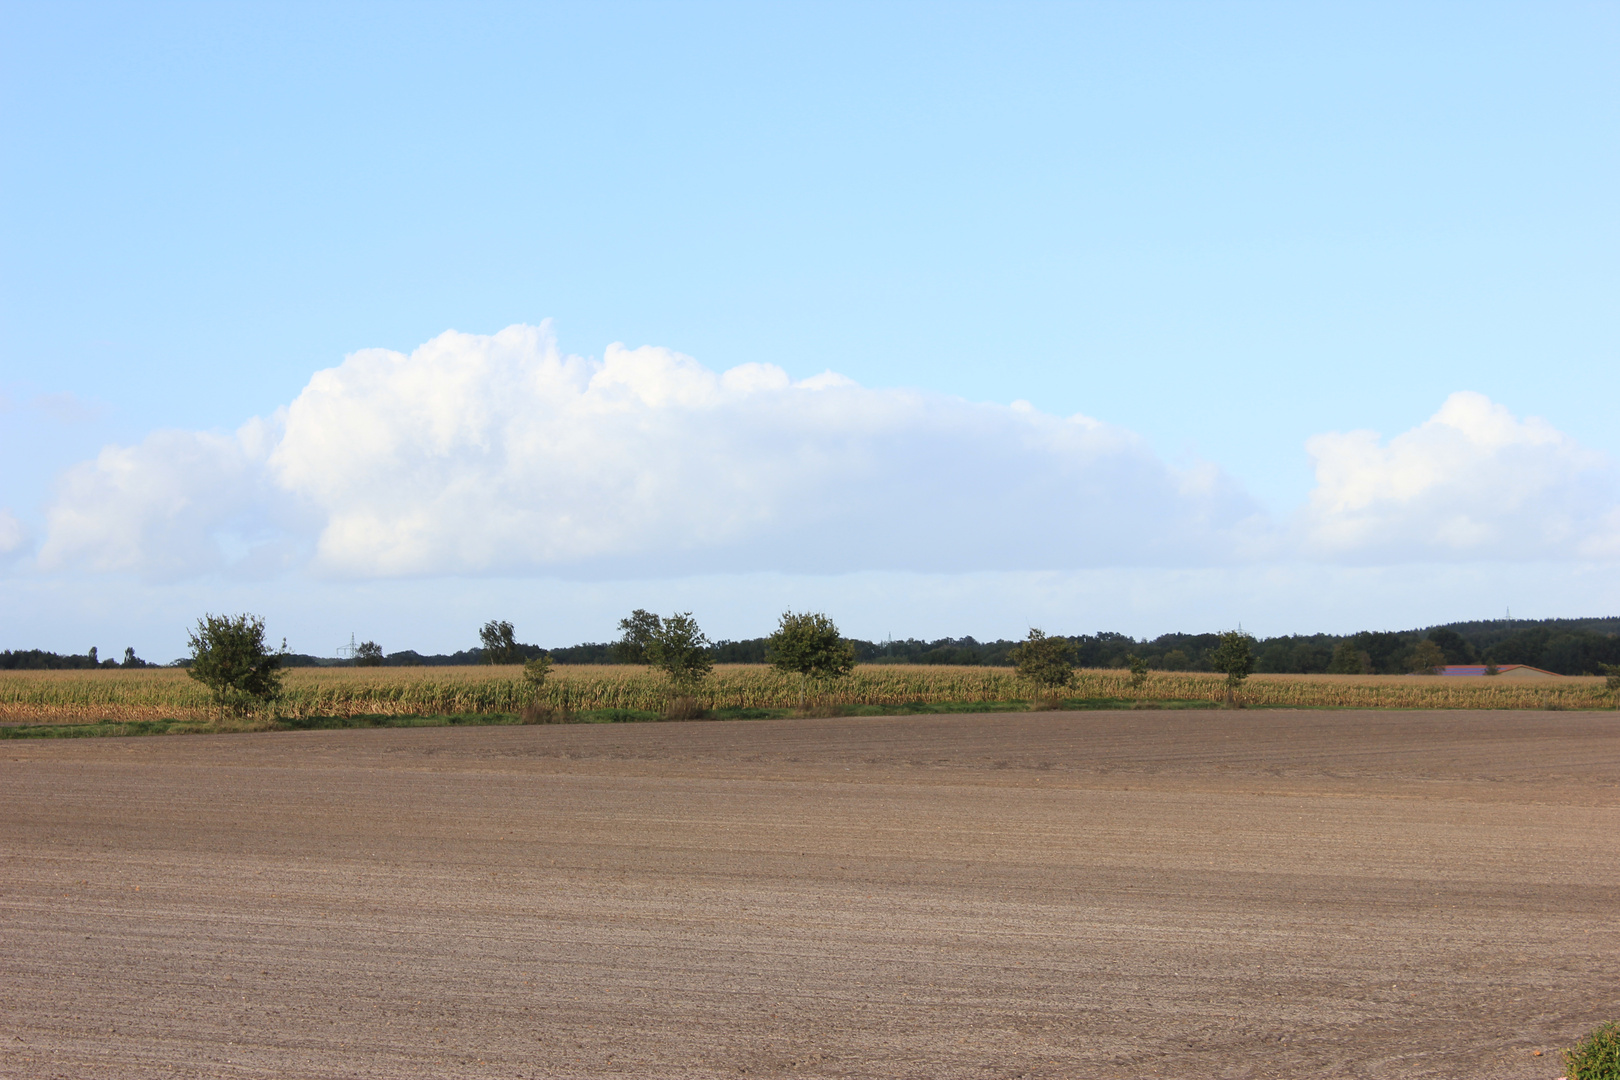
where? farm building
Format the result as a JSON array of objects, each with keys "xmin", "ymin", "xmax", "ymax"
[{"xmin": 1439, "ymin": 664, "xmax": 1561, "ymax": 678}]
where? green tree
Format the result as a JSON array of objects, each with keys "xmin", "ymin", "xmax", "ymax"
[
  {"xmin": 646, "ymin": 612, "xmax": 714, "ymax": 692},
  {"xmin": 1009, "ymin": 629, "xmax": 1074, "ymax": 693},
  {"xmin": 523, "ymin": 655, "xmax": 553, "ymax": 686},
  {"xmin": 613, "ymin": 609, "xmax": 663, "ymax": 664},
  {"xmin": 186, "ymin": 613, "xmax": 284, "ymax": 712},
  {"xmin": 1126, "ymin": 652, "xmax": 1149, "ymax": 691},
  {"xmin": 479, "ymin": 620, "xmax": 520, "ymax": 665},
  {"xmin": 1210, "ymin": 630, "xmax": 1255, "ymax": 692},
  {"xmin": 1327, "ymin": 639, "xmax": 1368, "ymax": 675},
  {"xmin": 768, "ymin": 611, "xmax": 856, "ymax": 707},
  {"xmin": 1602, "ymin": 662, "xmax": 1620, "ymax": 692},
  {"xmin": 1408, "ymin": 639, "xmax": 1446, "ymax": 675},
  {"xmin": 354, "ymin": 640, "xmax": 385, "ymax": 666}
]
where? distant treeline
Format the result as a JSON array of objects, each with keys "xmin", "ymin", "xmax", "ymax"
[
  {"xmin": 8, "ymin": 616, "xmax": 1619, "ymax": 677},
  {"xmin": 0, "ymin": 646, "xmax": 155, "ymax": 671},
  {"xmin": 262, "ymin": 615, "xmax": 1620, "ymax": 677},
  {"xmin": 522, "ymin": 617, "xmax": 1620, "ymax": 676}
]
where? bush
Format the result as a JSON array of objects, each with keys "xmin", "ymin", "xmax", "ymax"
[
  {"xmin": 185, "ymin": 614, "xmax": 284, "ymax": 713},
  {"xmin": 1210, "ymin": 630, "xmax": 1256, "ymax": 694},
  {"xmin": 647, "ymin": 612, "xmax": 714, "ymax": 693},
  {"xmin": 768, "ymin": 611, "xmax": 856, "ymax": 706},
  {"xmin": 1126, "ymin": 653, "xmax": 1149, "ymax": 690},
  {"xmin": 1010, "ymin": 629, "xmax": 1073, "ymax": 691},
  {"xmin": 523, "ymin": 655, "xmax": 552, "ymax": 686},
  {"xmin": 1564, "ymin": 1021, "xmax": 1620, "ymax": 1080}
]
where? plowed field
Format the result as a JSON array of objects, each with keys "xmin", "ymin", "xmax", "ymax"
[{"xmin": 3, "ymin": 709, "xmax": 1616, "ymax": 1078}]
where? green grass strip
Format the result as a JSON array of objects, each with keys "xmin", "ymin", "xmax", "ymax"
[{"xmin": 0, "ymin": 696, "xmax": 1316, "ymax": 739}]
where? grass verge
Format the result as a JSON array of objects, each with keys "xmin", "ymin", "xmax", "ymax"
[{"xmin": 0, "ymin": 696, "xmax": 1235, "ymax": 739}]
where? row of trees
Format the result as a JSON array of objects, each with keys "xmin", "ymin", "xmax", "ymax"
[
  {"xmin": 1009, "ymin": 628, "xmax": 1256, "ymax": 695},
  {"xmin": 605, "ymin": 609, "xmax": 855, "ymax": 705},
  {"xmin": 175, "ymin": 609, "xmax": 867, "ymax": 714},
  {"xmin": 559, "ymin": 612, "xmax": 1263, "ymax": 703},
  {"xmin": 461, "ymin": 610, "xmax": 859, "ymax": 703}
]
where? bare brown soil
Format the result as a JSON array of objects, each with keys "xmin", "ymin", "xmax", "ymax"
[{"xmin": 3, "ymin": 709, "xmax": 1616, "ymax": 1079}]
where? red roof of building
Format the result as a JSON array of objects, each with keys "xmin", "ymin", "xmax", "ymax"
[{"xmin": 1439, "ymin": 664, "xmax": 1560, "ymax": 676}]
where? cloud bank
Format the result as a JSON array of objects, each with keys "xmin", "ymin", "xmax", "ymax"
[
  {"xmin": 39, "ymin": 324, "xmax": 1265, "ymax": 579},
  {"xmin": 29, "ymin": 324, "xmax": 1620, "ymax": 582},
  {"xmin": 1301, "ymin": 391, "xmax": 1620, "ymax": 562}
]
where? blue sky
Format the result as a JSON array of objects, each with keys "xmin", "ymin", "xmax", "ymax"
[{"xmin": 2, "ymin": 2, "xmax": 1617, "ymax": 659}]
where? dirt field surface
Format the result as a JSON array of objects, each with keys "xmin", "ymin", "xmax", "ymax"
[{"xmin": 3, "ymin": 710, "xmax": 1616, "ymax": 1079}]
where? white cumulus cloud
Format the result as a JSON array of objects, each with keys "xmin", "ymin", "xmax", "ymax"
[
  {"xmin": 36, "ymin": 328, "xmax": 1617, "ymax": 583},
  {"xmin": 38, "ymin": 323, "xmax": 1266, "ymax": 580},
  {"xmin": 1301, "ymin": 391, "xmax": 1620, "ymax": 561},
  {"xmin": 37, "ymin": 419, "xmax": 305, "ymax": 580}
]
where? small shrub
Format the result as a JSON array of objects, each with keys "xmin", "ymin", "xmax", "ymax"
[
  {"xmin": 523, "ymin": 655, "xmax": 552, "ymax": 686},
  {"xmin": 1564, "ymin": 1021, "xmax": 1620, "ymax": 1080},
  {"xmin": 1602, "ymin": 663, "xmax": 1620, "ymax": 692},
  {"xmin": 661, "ymin": 696, "xmax": 708, "ymax": 722},
  {"xmin": 1126, "ymin": 653, "xmax": 1149, "ymax": 691}
]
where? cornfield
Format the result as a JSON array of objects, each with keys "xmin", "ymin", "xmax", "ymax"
[{"xmin": 1, "ymin": 664, "xmax": 1613, "ymax": 725}]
